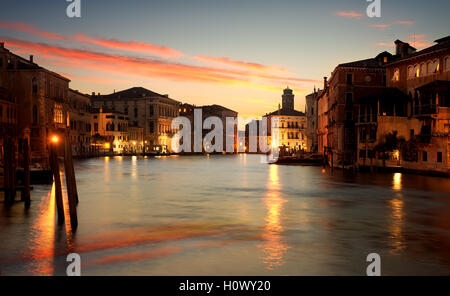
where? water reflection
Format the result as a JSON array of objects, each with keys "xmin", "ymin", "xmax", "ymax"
[
  {"xmin": 26, "ymin": 183, "xmax": 56, "ymax": 275},
  {"xmin": 388, "ymin": 197, "xmax": 406, "ymax": 254},
  {"xmin": 260, "ymin": 165, "xmax": 290, "ymax": 270},
  {"xmin": 393, "ymin": 173, "xmax": 402, "ymax": 191}
]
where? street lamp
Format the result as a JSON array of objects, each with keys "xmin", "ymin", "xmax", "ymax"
[{"xmin": 51, "ymin": 135, "xmax": 59, "ymax": 144}]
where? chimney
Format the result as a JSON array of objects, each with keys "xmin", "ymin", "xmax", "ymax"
[
  {"xmin": 323, "ymin": 77, "xmax": 328, "ymax": 89},
  {"xmin": 0, "ymin": 42, "xmax": 4, "ymax": 49},
  {"xmin": 29, "ymin": 55, "xmax": 34, "ymax": 63},
  {"xmin": 395, "ymin": 40, "xmax": 415, "ymax": 58},
  {"xmin": 92, "ymin": 92, "xmax": 96, "ymax": 97}
]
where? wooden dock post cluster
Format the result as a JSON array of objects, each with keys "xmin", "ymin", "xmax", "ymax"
[
  {"xmin": 48, "ymin": 134, "xmax": 78, "ymax": 230},
  {"xmin": 2, "ymin": 137, "xmax": 31, "ymax": 208},
  {"xmin": 3, "ymin": 136, "xmax": 16, "ymax": 205}
]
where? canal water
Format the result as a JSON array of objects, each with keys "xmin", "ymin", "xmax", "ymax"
[{"xmin": 1, "ymin": 154, "xmax": 450, "ymax": 275}]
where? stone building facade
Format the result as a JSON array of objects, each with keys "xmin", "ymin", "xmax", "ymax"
[
  {"xmin": 91, "ymin": 107, "xmax": 129, "ymax": 154},
  {"xmin": 92, "ymin": 87, "xmax": 181, "ymax": 153},
  {"xmin": 179, "ymin": 103, "xmax": 239, "ymax": 153},
  {"xmin": 305, "ymin": 89, "xmax": 319, "ymax": 152},
  {"xmin": 383, "ymin": 37, "xmax": 450, "ymax": 174},
  {"xmin": 317, "ymin": 52, "xmax": 392, "ymax": 167},
  {"xmin": 68, "ymin": 89, "xmax": 91, "ymax": 157},
  {"xmin": 0, "ymin": 43, "xmax": 70, "ymax": 167},
  {"xmin": 264, "ymin": 88, "xmax": 307, "ymax": 153}
]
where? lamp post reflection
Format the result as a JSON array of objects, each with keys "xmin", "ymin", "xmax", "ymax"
[
  {"xmin": 389, "ymin": 173, "xmax": 406, "ymax": 254},
  {"xmin": 260, "ymin": 165, "xmax": 290, "ymax": 270},
  {"xmin": 27, "ymin": 184, "xmax": 56, "ymax": 275}
]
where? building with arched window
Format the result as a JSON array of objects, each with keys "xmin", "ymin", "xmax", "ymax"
[{"xmin": 0, "ymin": 42, "xmax": 70, "ymax": 168}]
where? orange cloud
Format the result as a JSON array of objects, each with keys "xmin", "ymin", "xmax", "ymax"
[
  {"xmin": 394, "ymin": 20, "xmax": 414, "ymax": 25},
  {"xmin": 194, "ymin": 55, "xmax": 287, "ymax": 72},
  {"xmin": 335, "ymin": 11, "xmax": 364, "ymax": 19},
  {"xmin": 3, "ymin": 38, "xmax": 317, "ymax": 92},
  {"xmin": 74, "ymin": 34, "xmax": 184, "ymax": 58},
  {"xmin": 410, "ymin": 34, "xmax": 426, "ymax": 40},
  {"xmin": 370, "ymin": 24, "xmax": 390, "ymax": 30},
  {"xmin": 0, "ymin": 21, "xmax": 69, "ymax": 40}
]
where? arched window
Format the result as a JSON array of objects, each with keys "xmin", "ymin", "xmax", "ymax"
[
  {"xmin": 32, "ymin": 77, "xmax": 38, "ymax": 94},
  {"xmin": 427, "ymin": 61, "xmax": 433, "ymax": 75},
  {"xmin": 32, "ymin": 105, "xmax": 38, "ymax": 125},
  {"xmin": 393, "ymin": 68, "xmax": 400, "ymax": 82},
  {"xmin": 414, "ymin": 64, "xmax": 420, "ymax": 78},
  {"xmin": 407, "ymin": 66, "xmax": 414, "ymax": 79},
  {"xmin": 432, "ymin": 59, "xmax": 439, "ymax": 73},
  {"xmin": 420, "ymin": 63, "xmax": 426, "ymax": 76},
  {"xmin": 445, "ymin": 56, "xmax": 450, "ymax": 71}
]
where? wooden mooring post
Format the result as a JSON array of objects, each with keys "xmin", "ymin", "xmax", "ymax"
[
  {"xmin": 49, "ymin": 143, "xmax": 65, "ymax": 224},
  {"xmin": 3, "ymin": 137, "xmax": 16, "ymax": 206},
  {"xmin": 64, "ymin": 135, "xmax": 78, "ymax": 230},
  {"xmin": 22, "ymin": 138, "xmax": 31, "ymax": 209}
]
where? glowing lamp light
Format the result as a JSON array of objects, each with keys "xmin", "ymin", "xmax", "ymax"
[
  {"xmin": 104, "ymin": 143, "xmax": 111, "ymax": 149},
  {"xmin": 50, "ymin": 135, "xmax": 59, "ymax": 144}
]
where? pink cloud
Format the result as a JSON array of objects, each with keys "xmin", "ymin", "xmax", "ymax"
[
  {"xmin": 194, "ymin": 55, "xmax": 287, "ymax": 72},
  {"xmin": 335, "ymin": 11, "xmax": 364, "ymax": 19},
  {"xmin": 3, "ymin": 38, "xmax": 318, "ymax": 91},
  {"xmin": 74, "ymin": 34, "xmax": 184, "ymax": 58},
  {"xmin": 370, "ymin": 24, "xmax": 390, "ymax": 30},
  {"xmin": 410, "ymin": 34, "xmax": 426, "ymax": 40},
  {"xmin": 394, "ymin": 20, "xmax": 414, "ymax": 26},
  {"xmin": 0, "ymin": 22, "xmax": 69, "ymax": 40}
]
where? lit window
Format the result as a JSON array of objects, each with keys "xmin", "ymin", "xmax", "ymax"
[
  {"xmin": 445, "ymin": 57, "xmax": 450, "ymax": 71},
  {"xmin": 393, "ymin": 68, "xmax": 400, "ymax": 82},
  {"xmin": 414, "ymin": 65, "xmax": 420, "ymax": 78},
  {"xmin": 53, "ymin": 103, "xmax": 64, "ymax": 124},
  {"xmin": 432, "ymin": 60, "xmax": 439, "ymax": 73}
]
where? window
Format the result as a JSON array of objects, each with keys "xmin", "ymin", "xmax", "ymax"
[
  {"xmin": 345, "ymin": 111, "xmax": 353, "ymax": 121},
  {"xmin": 437, "ymin": 152, "xmax": 443, "ymax": 163},
  {"xmin": 53, "ymin": 103, "xmax": 64, "ymax": 124},
  {"xmin": 149, "ymin": 121, "xmax": 154, "ymax": 134},
  {"xmin": 359, "ymin": 150, "xmax": 366, "ymax": 159},
  {"xmin": 149, "ymin": 105, "xmax": 154, "ymax": 116},
  {"xmin": 134, "ymin": 108, "xmax": 138, "ymax": 117},
  {"xmin": 94, "ymin": 123, "xmax": 98, "ymax": 132},
  {"xmin": 32, "ymin": 105, "xmax": 38, "ymax": 125},
  {"xmin": 427, "ymin": 61, "xmax": 433, "ymax": 75},
  {"xmin": 346, "ymin": 73, "xmax": 353, "ymax": 85},
  {"xmin": 414, "ymin": 65, "xmax": 420, "ymax": 78},
  {"xmin": 445, "ymin": 57, "xmax": 450, "ymax": 72},
  {"xmin": 410, "ymin": 129, "xmax": 414, "ymax": 139},
  {"xmin": 407, "ymin": 66, "xmax": 414, "ymax": 79},
  {"xmin": 32, "ymin": 77, "xmax": 38, "ymax": 94},
  {"xmin": 420, "ymin": 63, "xmax": 426, "ymax": 76},
  {"xmin": 393, "ymin": 68, "xmax": 400, "ymax": 82},
  {"xmin": 432, "ymin": 60, "xmax": 439, "ymax": 73},
  {"xmin": 422, "ymin": 151, "xmax": 427, "ymax": 162},
  {"xmin": 345, "ymin": 93, "xmax": 353, "ymax": 105}
]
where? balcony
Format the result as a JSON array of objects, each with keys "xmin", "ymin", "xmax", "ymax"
[
  {"xmin": 357, "ymin": 114, "xmax": 378, "ymax": 125},
  {"xmin": 414, "ymin": 104, "xmax": 437, "ymax": 117}
]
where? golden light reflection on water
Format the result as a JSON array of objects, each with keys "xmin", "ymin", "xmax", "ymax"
[
  {"xmin": 131, "ymin": 156, "xmax": 138, "ymax": 178},
  {"xmin": 393, "ymin": 173, "xmax": 402, "ymax": 191},
  {"xmin": 259, "ymin": 165, "xmax": 290, "ymax": 270},
  {"xmin": 27, "ymin": 183, "xmax": 56, "ymax": 275},
  {"xmin": 388, "ymin": 197, "xmax": 406, "ymax": 254}
]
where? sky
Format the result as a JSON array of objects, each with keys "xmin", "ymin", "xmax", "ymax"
[{"xmin": 1, "ymin": 0, "xmax": 449, "ymax": 119}]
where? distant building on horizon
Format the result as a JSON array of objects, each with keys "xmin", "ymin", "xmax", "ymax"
[
  {"xmin": 306, "ymin": 88, "xmax": 319, "ymax": 152},
  {"xmin": 179, "ymin": 103, "xmax": 239, "ymax": 153},
  {"xmin": 91, "ymin": 87, "xmax": 181, "ymax": 154},
  {"xmin": 264, "ymin": 87, "xmax": 307, "ymax": 153}
]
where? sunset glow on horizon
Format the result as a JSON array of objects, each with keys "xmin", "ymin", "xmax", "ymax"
[{"xmin": 1, "ymin": 0, "xmax": 449, "ymax": 118}]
